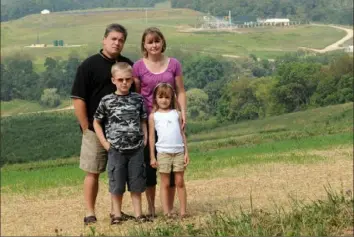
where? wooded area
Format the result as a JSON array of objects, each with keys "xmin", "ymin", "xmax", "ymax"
[
  {"xmin": 2, "ymin": 0, "xmax": 353, "ymax": 24},
  {"xmin": 171, "ymin": 0, "xmax": 353, "ymax": 25},
  {"xmin": 1, "ymin": 51, "xmax": 352, "ymax": 122}
]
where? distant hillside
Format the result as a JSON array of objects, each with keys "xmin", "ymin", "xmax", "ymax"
[
  {"xmin": 171, "ymin": 0, "xmax": 353, "ymax": 25},
  {"xmin": 1, "ymin": 0, "xmax": 167, "ymax": 22}
]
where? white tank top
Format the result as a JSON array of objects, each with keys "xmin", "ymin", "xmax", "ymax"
[{"xmin": 154, "ymin": 109, "xmax": 184, "ymax": 153}]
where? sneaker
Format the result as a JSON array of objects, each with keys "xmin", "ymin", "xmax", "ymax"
[{"xmin": 84, "ymin": 215, "xmax": 97, "ymax": 225}]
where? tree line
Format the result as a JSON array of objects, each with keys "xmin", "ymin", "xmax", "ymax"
[
  {"xmin": 1, "ymin": 0, "xmax": 166, "ymax": 22},
  {"xmin": 2, "ymin": 0, "xmax": 353, "ymax": 24},
  {"xmin": 171, "ymin": 0, "xmax": 353, "ymax": 25},
  {"xmin": 179, "ymin": 51, "xmax": 353, "ymax": 122},
  {"xmin": 1, "ymin": 51, "xmax": 353, "ymax": 123}
]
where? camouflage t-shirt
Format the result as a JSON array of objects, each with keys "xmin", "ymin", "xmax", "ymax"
[{"xmin": 94, "ymin": 92, "xmax": 147, "ymax": 152}]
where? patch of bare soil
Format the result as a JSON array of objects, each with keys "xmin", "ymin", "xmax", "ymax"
[{"xmin": 1, "ymin": 150, "xmax": 353, "ymax": 236}]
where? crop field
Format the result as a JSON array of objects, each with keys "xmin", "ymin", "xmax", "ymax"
[
  {"xmin": 1, "ymin": 8, "xmax": 347, "ymax": 63},
  {"xmin": 0, "ymin": 99, "xmax": 72, "ymax": 117},
  {"xmin": 1, "ymin": 103, "xmax": 353, "ymax": 236}
]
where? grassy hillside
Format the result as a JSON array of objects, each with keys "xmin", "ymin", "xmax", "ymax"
[
  {"xmin": 1, "ymin": 102, "xmax": 352, "ymax": 167},
  {"xmin": 0, "ymin": 99, "xmax": 72, "ymax": 117},
  {"xmin": 1, "ymin": 102, "xmax": 352, "ymax": 236},
  {"xmin": 0, "ymin": 8, "xmax": 347, "ymax": 62}
]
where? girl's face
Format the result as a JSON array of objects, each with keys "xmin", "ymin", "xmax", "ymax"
[
  {"xmin": 156, "ymin": 92, "xmax": 172, "ymax": 110},
  {"xmin": 144, "ymin": 33, "xmax": 164, "ymax": 56}
]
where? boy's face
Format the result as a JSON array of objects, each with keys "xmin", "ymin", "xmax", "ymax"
[{"xmin": 111, "ymin": 70, "xmax": 133, "ymax": 95}]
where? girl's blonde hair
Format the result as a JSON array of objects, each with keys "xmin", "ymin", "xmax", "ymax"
[
  {"xmin": 152, "ymin": 83, "xmax": 180, "ymax": 112},
  {"xmin": 141, "ymin": 27, "xmax": 167, "ymax": 57}
]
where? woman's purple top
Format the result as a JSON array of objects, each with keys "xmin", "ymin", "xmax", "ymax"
[{"xmin": 133, "ymin": 57, "xmax": 182, "ymax": 114}]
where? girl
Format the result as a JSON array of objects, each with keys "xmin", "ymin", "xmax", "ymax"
[
  {"xmin": 149, "ymin": 83, "xmax": 189, "ymax": 218},
  {"xmin": 133, "ymin": 27, "xmax": 187, "ymax": 217}
]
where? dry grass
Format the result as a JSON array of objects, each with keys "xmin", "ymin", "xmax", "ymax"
[{"xmin": 1, "ymin": 148, "xmax": 353, "ymax": 236}]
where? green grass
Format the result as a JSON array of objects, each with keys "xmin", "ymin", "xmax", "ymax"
[
  {"xmin": 0, "ymin": 103, "xmax": 352, "ymax": 166},
  {"xmin": 1, "ymin": 98, "xmax": 72, "ymax": 117},
  {"xmin": 1, "ymin": 132, "xmax": 352, "ymax": 194},
  {"xmin": 128, "ymin": 187, "xmax": 353, "ymax": 236},
  {"xmin": 1, "ymin": 111, "xmax": 81, "ymax": 166},
  {"xmin": 0, "ymin": 8, "xmax": 347, "ymax": 61},
  {"xmin": 1, "ymin": 103, "xmax": 352, "ymax": 193}
]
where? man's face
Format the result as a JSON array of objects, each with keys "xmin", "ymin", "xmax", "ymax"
[{"xmin": 103, "ymin": 31, "xmax": 125, "ymax": 57}]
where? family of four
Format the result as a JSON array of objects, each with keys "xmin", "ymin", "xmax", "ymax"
[{"xmin": 71, "ymin": 23, "xmax": 189, "ymax": 225}]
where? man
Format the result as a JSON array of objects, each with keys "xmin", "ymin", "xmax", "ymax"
[{"xmin": 71, "ymin": 23, "xmax": 135, "ymax": 225}]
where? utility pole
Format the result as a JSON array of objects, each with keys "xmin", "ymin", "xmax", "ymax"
[{"xmin": 229, "ymin": 10, "xmax": 231, "ymax": 27}]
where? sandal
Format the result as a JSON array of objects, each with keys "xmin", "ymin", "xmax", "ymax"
[
  {"xmin": 109, "ymin": 211, "xmax": 135, "ymax": 221},
  {"xmin": 146, "ymin": 214, "xmax": 157, "ymax": 219},
  {"xmin": 135, "ymin": 215, "xmax": 153, "ymax": 223},
  {"xmin": 84, "ymin": 215, "xmax": 97, "ymax": 225},
  {"xmin": 110, "ymin": 216, "xmax": 123, "ymax": 225},
  {"xmin": 180, "ymin": 213, "xmax": 190, "ymax": 220}
]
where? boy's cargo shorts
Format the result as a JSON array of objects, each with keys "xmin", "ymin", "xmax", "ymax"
[{"xmin": 107, "ymin": 146, "xmax": 146, "ymax": 195}]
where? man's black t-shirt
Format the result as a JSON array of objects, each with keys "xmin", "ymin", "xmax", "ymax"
[{"xmin": 71, "ymin": 50, "xmax": 134, "ymax": 131}]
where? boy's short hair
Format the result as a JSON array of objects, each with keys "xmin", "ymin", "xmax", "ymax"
[{"xmin": 111, "ymin": 62, "xmax": 132, "ymax": 76}]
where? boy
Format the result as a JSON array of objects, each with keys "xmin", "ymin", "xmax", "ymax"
[{"xmin": 93, "ymin": 62, "xmax": 149, "ymax": 224}]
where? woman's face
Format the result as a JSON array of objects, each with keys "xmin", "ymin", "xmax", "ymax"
[{"xmin": 144, "ymin": 33, "xmax": 164, "ymax": 56}]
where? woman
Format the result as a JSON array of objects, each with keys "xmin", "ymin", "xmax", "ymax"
[{"xmin": 133, "ymin": 27, "xmax": 187, "ymax": 218}]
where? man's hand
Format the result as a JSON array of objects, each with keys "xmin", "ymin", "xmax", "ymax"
[{"xmin": 150, "ymin": 157, "xmax": 158, "ymax": 168}]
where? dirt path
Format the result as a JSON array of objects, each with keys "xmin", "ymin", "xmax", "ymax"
[
  {"xmin": 299, "ymin": 24, "xmax": 353, "ymax": 53},
  {"xmin": 1, "ymin": 148, "xmax": 352, "ymax": 236}
]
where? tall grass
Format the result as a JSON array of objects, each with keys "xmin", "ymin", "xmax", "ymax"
[{"xmin": 128, "ymin": 187, "xmax": 353, "ymax": 236}]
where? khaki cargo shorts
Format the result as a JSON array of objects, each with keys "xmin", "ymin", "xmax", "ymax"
[
  {"xmin": 157, "ymin": 152, "xmax": 185, "ymax": 173},
  {"xmin": 79, "ymin": 129, "xmax": 107, "ymax": 174}
]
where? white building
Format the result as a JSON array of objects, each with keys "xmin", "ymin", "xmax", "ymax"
[
  {"xmin": 41, "ymin": 9, "xmax": 50, "ymax": 14},
  {"xmin": 344, "ymin": 45, "xmax": 353, "ymax": 53},
  {"xmin": 257, "ymin": 18, "xmax": 290, "ymax": 25}
]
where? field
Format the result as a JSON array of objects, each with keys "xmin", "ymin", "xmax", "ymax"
[
  {"xmin": 0, "ymin": 7, "xmax": 348, "ymax": 64},
  {"xmin": 0, "ymin": 99, "xmax": 72, "ymax": 117},
  {"xmin": 1, "ymin": 103, "xmax": 353, "ymax": 236}
]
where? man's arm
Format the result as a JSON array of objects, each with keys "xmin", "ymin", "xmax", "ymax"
[{"xmin": 72, "ymin": 98, "xmax": 89, "ymax": 131}]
